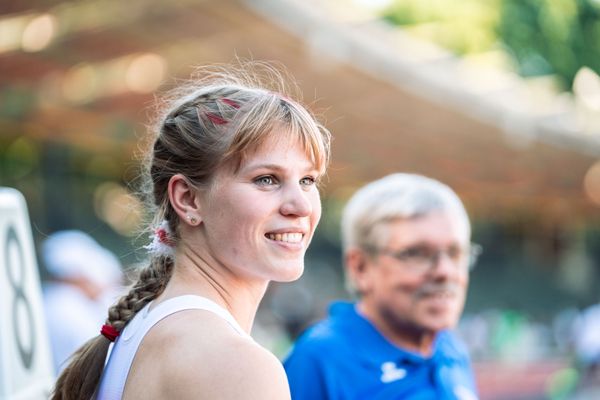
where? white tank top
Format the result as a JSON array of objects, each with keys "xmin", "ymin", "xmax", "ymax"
[{"xmin": 96, "ymin": 295, "xmax": 250, "ymax": 400}]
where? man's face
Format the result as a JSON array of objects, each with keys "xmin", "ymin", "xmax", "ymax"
[{"xmin": 356, "ymin": 210, "xmax": 470, "ymax": 337}]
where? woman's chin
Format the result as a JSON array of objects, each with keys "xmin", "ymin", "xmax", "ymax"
[{"xmin": 271, "ymin": 262, "xmax": 305, "ymax": 283}]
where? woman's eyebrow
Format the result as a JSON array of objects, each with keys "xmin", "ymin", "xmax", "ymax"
[
  {"xmin": 243, "ymin": 163, "xmax": 285, "ymax": 172},
  {"xmin": 242, "ymin": 161, "xmax": 317, "ymax": 173}
]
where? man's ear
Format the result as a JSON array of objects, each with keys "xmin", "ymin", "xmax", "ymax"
[
  {"xmin": 345, "ymin": 247, "xmax": 372, "ymax": 295},
  {"xmin": 168, "ymin": 174, "xmax": 202, "ymax": 226}
]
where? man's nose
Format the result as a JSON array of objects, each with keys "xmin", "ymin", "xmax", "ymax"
[{"xmin": 429, "ymin": 251, "xmax": 457, "ymax": 278}]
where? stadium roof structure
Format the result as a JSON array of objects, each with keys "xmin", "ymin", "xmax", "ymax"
[{"xmin": 1, "ymin": 0, "xmax": 599, "ymax": 222}]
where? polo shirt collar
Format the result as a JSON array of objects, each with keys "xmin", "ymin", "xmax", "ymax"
[{"xmin": 328, "ymin": 301, "xmax": 447, "ymax": 367}]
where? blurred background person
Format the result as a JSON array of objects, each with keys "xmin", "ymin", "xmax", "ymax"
[
  {"xmin": 573, "ymin": 302, "xmax": 600, "ymax": 368},
  {"xmin": 569, "ymin": 301, "xmax": 600, "ymax": 398},
  {"xmin": 284, "ymin": 173, "xmax": 480, "ymax": 400},
  {"xmin": 42, "ymin": 230, "xmax": 124, "ymax": 373}
]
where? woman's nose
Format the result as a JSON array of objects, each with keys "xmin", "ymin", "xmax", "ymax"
[{"xmin": 280, "ymin": 184, "xmax": 312, "ymax": 217}]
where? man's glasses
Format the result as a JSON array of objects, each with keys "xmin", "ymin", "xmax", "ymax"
[{"xmin": 370, "ymin": 243, "xmax": 482, "ymax": 273}]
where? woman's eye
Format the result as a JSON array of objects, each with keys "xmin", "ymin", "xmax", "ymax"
[
  {"xmin": 255, "ymin": 175, "xmax": 276, "ymax": 186},
  {"xmin": 300, "ymin": 176, "xmax": 316, "ymax": 186}
]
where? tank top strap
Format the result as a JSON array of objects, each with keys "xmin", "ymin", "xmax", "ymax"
[
  {"xmin": 97, "ymin": 295, "xmax": 249, "ymax": 400},
  {"xmin": 124, "ymin": 295, "xmax": 248, "ymax": 340}
]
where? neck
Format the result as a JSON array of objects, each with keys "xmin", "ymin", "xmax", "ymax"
[
  {"xmin": 158, "ymin": 243, "xmax": 269, "ymax": 334},
  {"xmin": 357, "ymin": 301, "xmax": 437, "ymax": 356}
]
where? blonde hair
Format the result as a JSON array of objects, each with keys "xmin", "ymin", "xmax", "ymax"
[{"xmin": 52, "ymin": 62, "xmax": 331, "ymax": 400}]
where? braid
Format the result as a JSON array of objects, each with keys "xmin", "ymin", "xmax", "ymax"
[
  {"xmin": 52, "ymin": 61, "xmax": 331, "ymax": 399},
  {"xmin": 51, "ymin": 256, "xmax": 174, "ymax": 400},
  {"xmin": 106, "ymin": 256, "xmax": 174, "ymax": 331},
  {"xmin": 192, "ymin": 89, "xmax": 245, "ymax": 127}
]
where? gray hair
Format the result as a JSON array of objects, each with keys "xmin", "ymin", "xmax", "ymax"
[{"xmin": 341, "ymin": 173, "xmax": 470, "ymax": 253}]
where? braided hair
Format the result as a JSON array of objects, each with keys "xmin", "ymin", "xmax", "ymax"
[{"xmin": 51, "ymin": 62, "xmax": 330, "ymax": 400}]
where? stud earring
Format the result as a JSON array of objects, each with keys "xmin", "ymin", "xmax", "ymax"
[{"xmin": 187, "ymin": 215, "xmax": 198, "ymax": 225}]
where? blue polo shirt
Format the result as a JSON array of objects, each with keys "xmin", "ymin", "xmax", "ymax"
[{"xmin": 284, "ymin": 301, "xmax": 478, "ymax": 400}]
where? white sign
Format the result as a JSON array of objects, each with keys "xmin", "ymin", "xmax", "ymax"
[{"xmin": 0, "ymin": 188, "xmax": 54, "ymax": 400}]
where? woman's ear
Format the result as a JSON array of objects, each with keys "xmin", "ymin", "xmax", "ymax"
[{"xmin": 168, "ymin": 174, "xmax": 202, "ymax": 226}]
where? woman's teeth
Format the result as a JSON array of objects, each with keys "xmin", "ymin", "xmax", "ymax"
[{"xmin": 267, "ymin": 233, "xmax": 303, "ymax": 243}]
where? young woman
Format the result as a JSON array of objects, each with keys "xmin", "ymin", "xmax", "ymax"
[{"xmin": 52, "ymin": 63, "xmax": 331, "ymax": 400}]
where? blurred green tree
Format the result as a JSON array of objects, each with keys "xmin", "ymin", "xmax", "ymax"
[
  {"xmin": 498, "ymin": 0, "xmax": 600, "ymax": 89},
  {"xmin": 381, "ymin": 0, "xmax": 600, "ymax": 91},
  {"xmin": 381, "ymin": 0, "xmax": 500, "ymax": 55}
]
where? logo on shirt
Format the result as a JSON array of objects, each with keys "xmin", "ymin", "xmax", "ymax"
[
  {"xmin": 454, "ymin": 385, "xmax": 478, "ymax": 400},
  {"xmin": 380, "ymin": 362, "xmax": 407, "ymax": 383}
]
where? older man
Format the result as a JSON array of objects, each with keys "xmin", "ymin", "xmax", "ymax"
[{"xmin": 284, "ymin": 173, "xmax": 480, "ymax": 400}]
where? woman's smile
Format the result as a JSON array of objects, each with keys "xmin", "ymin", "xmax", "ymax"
[{"xmin": 199, "ymin": 134, "xmax": 323, "ymax": 282}]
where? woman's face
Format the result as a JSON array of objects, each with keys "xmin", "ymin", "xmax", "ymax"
[{"xmin": 198, "ymin": 133, "xmax": 323, "ymax": 283}]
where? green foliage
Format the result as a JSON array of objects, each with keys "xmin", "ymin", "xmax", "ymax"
[
  {"xmin": 498, "ymin": 0, "xmax": 600, "ymax": 89},
  {"xmin": 381, "ymin": 0, "xmax": 501, "ymax": 55},
  {"xmin": 381, "ymin": 0, "xmax": 600, "ymax": 91}
]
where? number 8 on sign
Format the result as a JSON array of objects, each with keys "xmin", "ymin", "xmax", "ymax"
[
  {"xmin": 5, "ymin": 225, "xmax": 36, "ymax": 369},
  {"xmin": 0, "ymin": 187, "xmax": 54, "ymax": 400}
]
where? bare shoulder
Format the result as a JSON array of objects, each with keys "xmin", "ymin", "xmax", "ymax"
[
  {"xmin": 137, "ymin": 309, "xmax": 290, "ymax": 400},
  {"xmin": 188, "ymin": 334, "xmax": 291, "ymax": 400}
]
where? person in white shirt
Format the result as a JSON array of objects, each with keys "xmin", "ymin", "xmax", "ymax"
[
  {"xmin": 51, "ymin": 62, "xmax": 331, "ymax": 400},
  {"xmin": 42, "ymin": 230, "xmax": 123, "ymax": 373}
]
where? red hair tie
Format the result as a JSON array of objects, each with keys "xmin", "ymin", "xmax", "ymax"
[
  {"xmin": 101, "ymin": 324, "xmax": 120, "ymax": 342},
  {"xmin": 156, "ymin": 227, "xmax": 174, "ymax": 246}
]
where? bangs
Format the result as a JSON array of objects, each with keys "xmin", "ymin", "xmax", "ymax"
[{"xmin": 221, "ymin": 93, "xmax": 330, "ymax": 173}]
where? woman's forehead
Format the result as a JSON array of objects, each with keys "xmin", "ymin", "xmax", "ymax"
[
  {"xmin": 245, "ymin": 137, "xmax": 316, "ymax": 169},
  {"xmin": 239, "ymin": 133, "xmax": 320, "ymax": 170}
]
